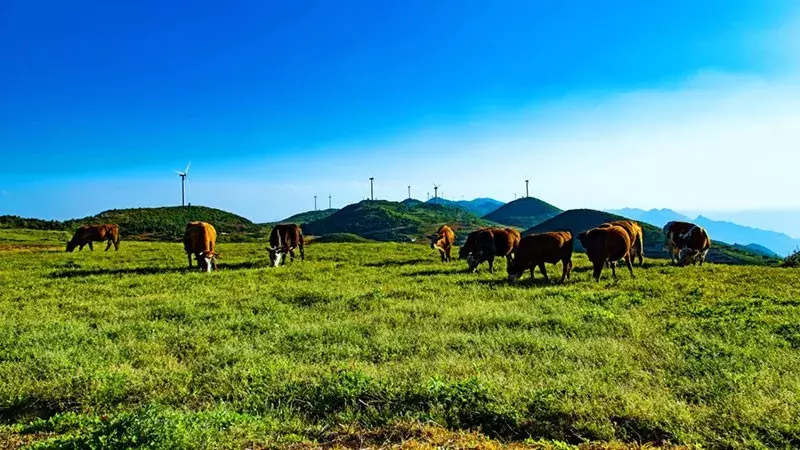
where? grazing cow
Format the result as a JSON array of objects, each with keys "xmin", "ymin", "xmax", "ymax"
[
  {"xmin": 468, "ymin": 227, "xmax": 521, "ymax": 273},
  {"xmin": 578, "ymin": 225, "xmax": 634, "ymax": 281},
  {"xmin": 663, "ymin": 221, "xmax": 711, "ymax": 266},
  {"xmin": 598, "ymin": 220, "xmax": 644, "ymax": 266},
  {"xmin": 430, "ymin": 225, "xmax": 456, "ymax": 262},
  {"xmin": 507, "ymin": 231, "xmax": 573, "ymax": 283},
  {"xmin": 183, "ymin": 221, "xmax": 218, "ymax": 272},
  {"xmin": 66, "ymin": 224, "xmax": 120, "ymax": 252},
  {"xmin": 268, "ymin": 223, "xmax": 305, "ymax": 267},
  {"xmin": 459, "ymin": 229, "xmax": 481, "ymax": 260}
]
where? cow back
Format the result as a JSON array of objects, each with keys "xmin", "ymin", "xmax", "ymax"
[
  {"xmin": 579, "ymin": 226, "xmax": 631, "ymax": 263},
  {"xmin": 270, "ymin": 223, "xmax": 303, "ymax": 249},
  {"xmin": 184, "ymin": 221, "xmax": 217, "ymax": 254}
]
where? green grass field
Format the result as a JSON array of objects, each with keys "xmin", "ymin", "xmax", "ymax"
[{"xmin": 1, "ymin": 229, "xmax": 799, "ymax": 449}]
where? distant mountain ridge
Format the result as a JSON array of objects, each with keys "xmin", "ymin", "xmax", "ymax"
[
  {"xmin": 609, "ymin": 207, "xmax": 800, "ymax": 256},
  {"xmin": 426, "ymin": 197, "xmax": 504, "ymax": 216}
]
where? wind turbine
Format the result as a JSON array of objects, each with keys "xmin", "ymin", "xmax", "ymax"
[
  {"xmin": 433, "ymin": 183, "xmax": 440, "ymax": 203},
  {"xmin": 174, "ymin": 161, "xmax": 191, "ymax": 207}
]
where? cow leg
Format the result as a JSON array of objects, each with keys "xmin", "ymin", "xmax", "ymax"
[
  {"xmin": 592, "ymin": 261, "xmax": 603, "ymax": 281},
  {"xmin": 538, "ymin": 262, "xmax": 549, "ymax": 282},
  {"xmin": 114, "ymin": 239, "xmax": 119, "ymax": 251},
  {"xmin": 299, "ymin": 244, "xmax": 305, "ymax": 261},
  {"xmin": 488, "ymin": 256, "xmax": 495, "ymax": 273},
  {"xmin": 79, "ymin": 244, "xmax": 85, "ymax": 251},
  {"xmin": 559, "ymin": 260, "xmax": 568, "ymax": 283},
  {"xmin": 289, "ymin": 250, "xmax": 296, "ymax": 262},
  {"xmin": 439, "ymin": 248, "xmax": 446, "ymax": 263},
  {"xmin": 566, "ymin": 259, "xmax": 573, "ymax": 280},
  {"xmin": 625, "ymin": 255, "xmax": 635, "ymax": 278},
  {"xmin": 445, "ymin": 246, "xmax": 452, "ymax": 262},
  {"xmin": 88, "ymin": 242, "xmax": 94, "ymax": 251},
  {"xmin": 105, "ymin": 240, "xmax": 112, "ymax": 251},
  {"xmin": 610, "ymin": 260, "xmax": 617, "ymax": 279},
  {"xmin": 187, "ymin": 253, "xmax": 193, "ymax": 268},
  {"xmin": 529, "ymin": 267, "xmax": 535, "ymax": 280}
]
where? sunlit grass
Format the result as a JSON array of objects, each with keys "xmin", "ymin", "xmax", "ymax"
[{"xmin": 0, "ymin": 229, "xmax": 798, "ymax": 448}]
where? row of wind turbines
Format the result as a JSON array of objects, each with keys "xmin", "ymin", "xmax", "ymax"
[{"xmin": 171, "ymin": 166, "xmax": 532, "ymax": 212}]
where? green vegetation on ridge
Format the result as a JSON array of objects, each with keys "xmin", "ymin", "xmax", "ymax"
[
  {"xmin": 302, "ymin": 200, "xmax": 496, "ymax": 242},
  {"xmin": 1, "ymin": 206, "xmax": 264, "ymax": 242}
]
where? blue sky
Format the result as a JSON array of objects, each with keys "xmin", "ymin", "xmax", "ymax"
[{"xmin": 2, "ymin": 1, "xmax": 800, "ymax": 232}]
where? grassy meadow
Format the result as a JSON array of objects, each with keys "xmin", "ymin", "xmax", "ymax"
[{"xmin": 1, "ymin": 229, "xmax": 799, "ymax": 448}]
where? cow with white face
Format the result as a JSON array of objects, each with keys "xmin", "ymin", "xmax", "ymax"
[
  {"xmin": 663, "ymin": 221, "xmax": 711, "ymax": 266},
  {"xmin": 268, "ymin": 223, "xmax": 304, "ymax": 267},
  {"xmin": 183, "ymin": 221, "xmax": 219, "ymax": 272}
]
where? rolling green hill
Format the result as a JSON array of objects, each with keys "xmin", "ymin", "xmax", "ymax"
[
  {"xmin": 525, "ymin": 209, "xmax": 777, "ymax": 265},
  {"xmin": 2, "ymin": 206, "xmax": 264, "ymax": 242},
  {"xmin": 302, "ymin": 200, "xmax": 496, "ymax": 242},
  {"xmin": 79, "ymin": 206, "xmax": 264, "ymax": 241},
  {"xmin": 277, "ymin": 208, "xmax": 338, "ymax": 225},
  {"xmin": 483, "ymin": 197, "xmax": 561, "ymax": 229}
]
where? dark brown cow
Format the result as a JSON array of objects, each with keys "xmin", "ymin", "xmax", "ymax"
[
  {"xmin": 663, "ymin": 221, "xmax": 711, "ymax": 266},
  {"xmin": 66, "ymin": 224, "xmax": 120, "ymax": 252},
  {"xmin": 459, "ymin": 229, "xmax": 481, "ymax": 260},
  {"xmin": 507, "ymin": 231, "xmax": 573, "ymax": 283},
  {"xmin": 183, "ymin": 221, "xmax": 218, "ymax": 272},
  {"xmin": 598, "ymin": 220, "xmax": 644, "ymax": 266},
  {"xmin": 578, "ymin": 225, "xmax": 634, "ymax": 281},
  {"xmin": 430, "ymin": 225, "xmax": 456, "ymax": 262},
  {"xmin": 268, "ymin": 223, "xmax": 304, "ymax": 267},
  {"xmin": 468, "ymin": 227, "xmax": 521, "ymax": 273}
]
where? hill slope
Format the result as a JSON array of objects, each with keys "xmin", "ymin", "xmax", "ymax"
[
  {"xmin": 525, "ymin": 209, "xmax": 776, "ymax": 265},
  {"xmin": 277, "ymin": 208, "xmax": 338, "ymax": 225},
  {"xmin": 302, "ymin": 200, "xmax": 495, "ymax": 242},
  {"xmin": 483, "ymin": 197, "xmax": 561, "ymax": 229}
]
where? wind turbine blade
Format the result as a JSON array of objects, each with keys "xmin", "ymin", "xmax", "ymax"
[
  {"xmin": 173, "ymin": 170, "xmax": 184, "ymax": 175},
  {"xmin": 185, "ymin": 161, "xmax": 191, "ymax": 174}
]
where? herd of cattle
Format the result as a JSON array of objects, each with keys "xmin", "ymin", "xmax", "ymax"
[
  {"xmin": 430, "ymin": 219, "xmax": 711, "ymax": 282},
  {"xmin": 65, "ymin": 218, "xmax": 711, "ymax": 279}
]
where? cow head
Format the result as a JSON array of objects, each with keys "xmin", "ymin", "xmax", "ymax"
[
  {"xmin": 195, "ymin": 251, "xmax": 219, "ymax": 272},
  {"xmin": 429, "ymin": 234, "xmax": 440, "ymax": 250},
  {"xmin": 467, "ymin": 251, "xmax": 482, "ymax": 272},
  {"xmin": 65, "ymin": 240, "xmax": 78, "ymax": 252},
  {"xmin": 506, "ymin": 256, "xmax": 523, "ymax": 282},
  {"xmin": 268, "ymin": 247, "xmax": 286, "ymax": 267},
  {"xmin": 678, "ymin": 248, "xmax": 699, "ymax": 266}
]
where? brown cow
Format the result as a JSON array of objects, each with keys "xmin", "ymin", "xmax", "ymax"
[
  {"xmin": 507, "ymin": 231, "xmax": 573, "ymax": 283},
  {"xmin": 459, "ymin": 229, "xmax": 481, "ymax": 260},
  {"xmin": 468, "ymin": 227, "xmax": 521, "ymax": 273},
  {"xmin": 598, "ymin": 220, "xmax": 644, "ymax": 266},
  {"xmin": 268, "ymin": 223, "xmax": 304, "ymax": 267},
  {"xmin": 430, "ymin": 225, "xmax": 455, "ymax": 262},
  {"xmin": 66, "ymin": 224, "xmax": 120, "ymax": 252},
  {"xmin": 663, "ymin": 221, "xmax": 711, "ymax": 266},
  {"xmin": 578, "ymin": 225, "xmax": 634, "ymax": 281},
  {"xmin": 183, "ymin": 221, "xmax": 219, "ymax": 272}
]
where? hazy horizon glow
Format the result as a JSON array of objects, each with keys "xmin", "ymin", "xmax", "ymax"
[{"xmin": 2, "ymin": 1, "xmax": 800, "ymax": 233}]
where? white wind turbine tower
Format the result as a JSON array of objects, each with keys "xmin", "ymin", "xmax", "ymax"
[
  {"xmin": 174, "ymin": 161, "xmax": 191, "ymax": 207},
  {"xmin": 432, "ymin": 183, "xmax": 440, "ymax": 204}
]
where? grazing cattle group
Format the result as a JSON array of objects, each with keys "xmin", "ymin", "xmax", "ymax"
[{"xmin": 62, "ymin": 216, "xmax": 712, "ymax": 279}]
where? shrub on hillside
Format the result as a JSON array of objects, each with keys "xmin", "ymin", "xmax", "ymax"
[{"xmin": 782, "ymin": 248, "xmax": 800, "ymax": 268}]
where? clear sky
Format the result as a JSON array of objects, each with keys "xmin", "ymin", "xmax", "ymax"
[{"xmin": 2, "ymin": 1, "xmax": 800, "ymax": 225}]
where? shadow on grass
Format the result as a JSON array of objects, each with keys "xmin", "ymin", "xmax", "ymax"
[{"xmin": 48, "ymin": 261, "xmax": 263, "ymax": 278}]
